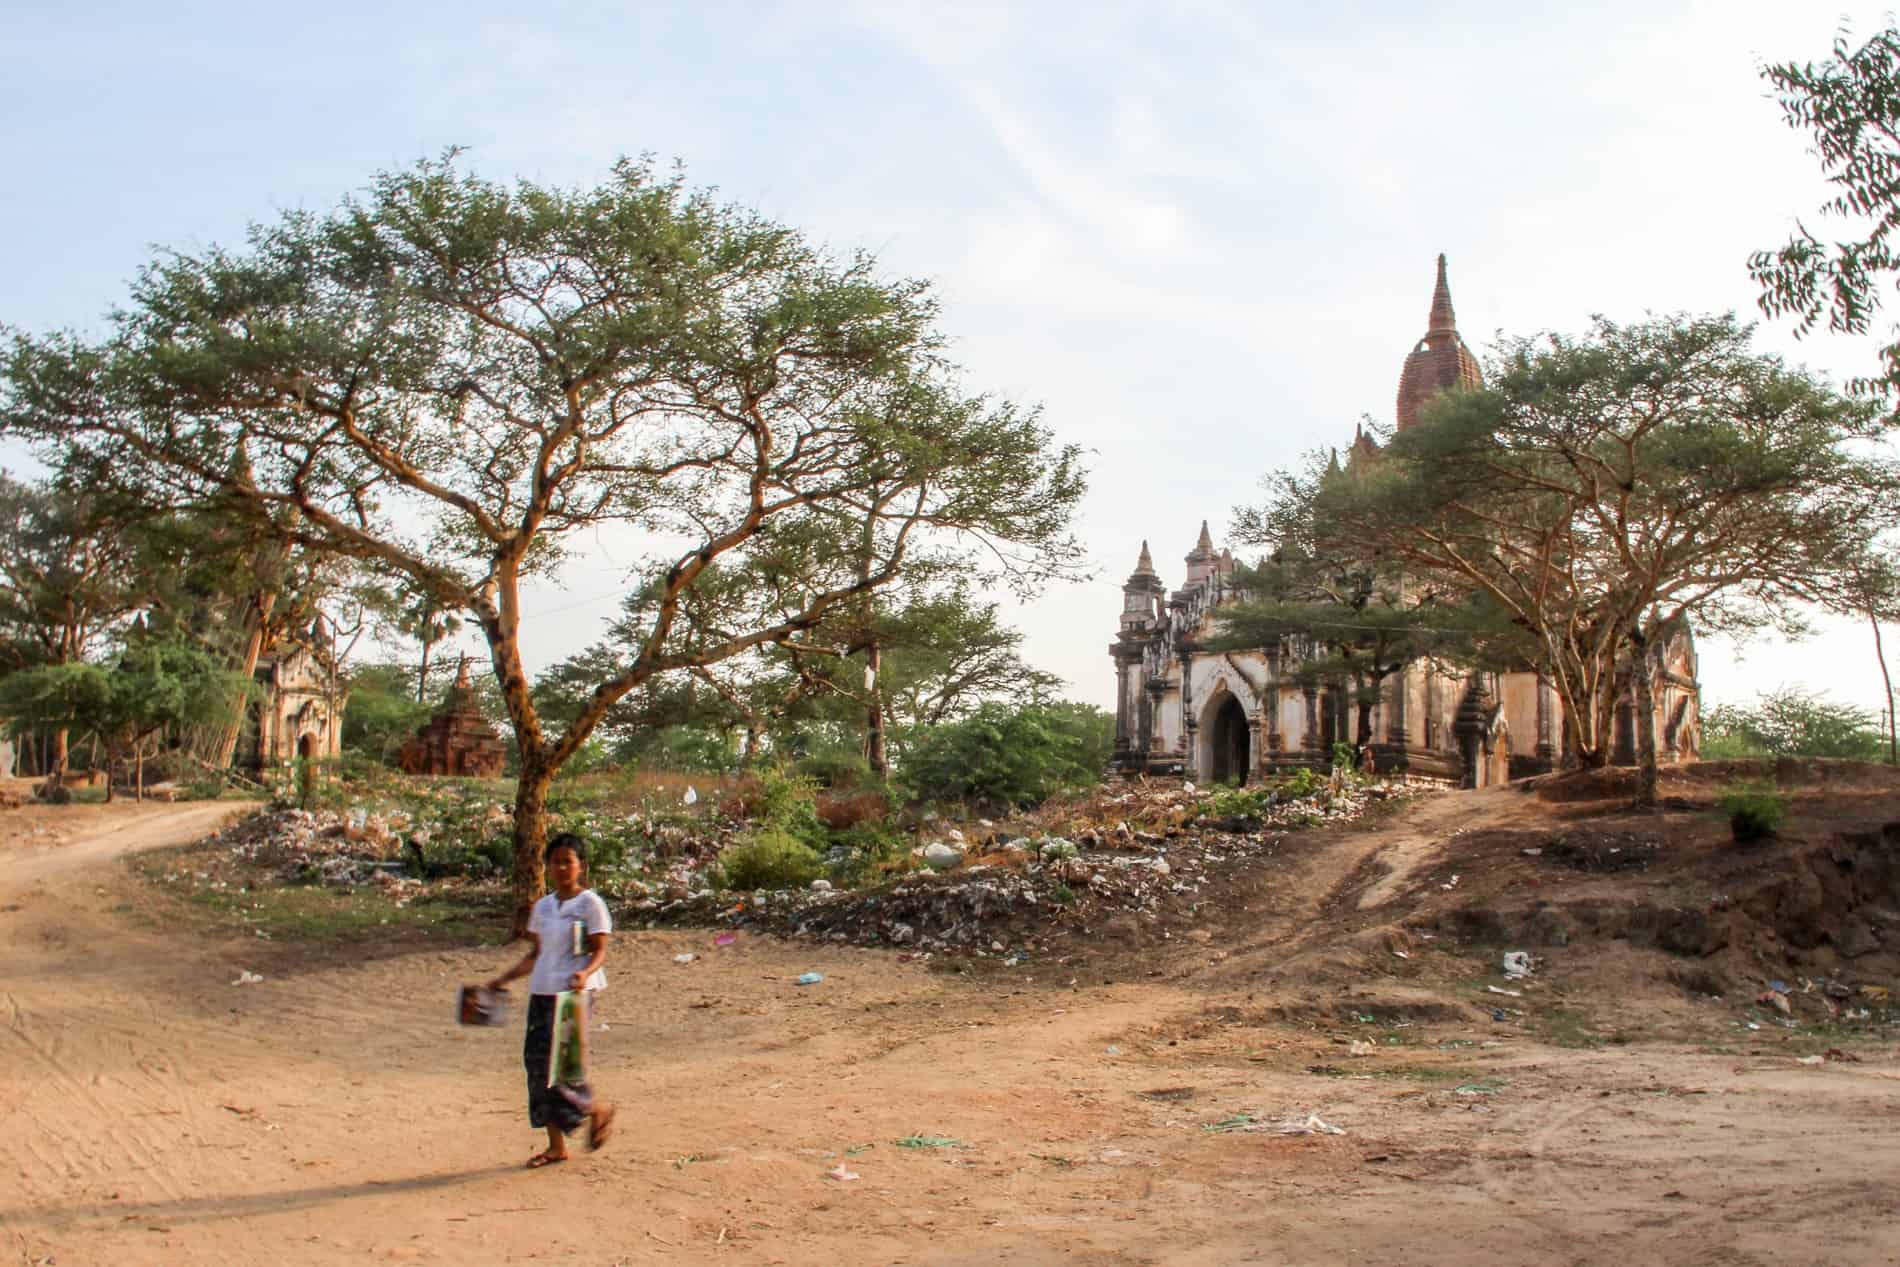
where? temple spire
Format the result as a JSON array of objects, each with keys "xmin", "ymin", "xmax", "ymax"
[
  {"xmin": 1193, "ymin": 520, "xmax": 1214, "ymax": 555},
  {"xmin": 1131, "ymin": 540, "xmax": 1156, "ymax": 576},
  {"xmin": 1428, "ymin": 252, "xmax": 1456, "ymax": 334},
  {"xmin": 453, "ymin": 654, "xmax": 472, "ymax": 691}
]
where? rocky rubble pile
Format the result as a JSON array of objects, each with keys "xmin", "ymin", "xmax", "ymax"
[
  {"xmin": 214, "ymin": 807, "xmax": 430, "ymax": 889},
  {"xmin": 634, "ymin": 777, "xmax": 1417, "ymax": 956}
]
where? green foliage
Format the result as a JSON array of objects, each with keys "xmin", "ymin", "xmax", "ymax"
[
  {"xmin": 1281, "ymin": 766, "xmax": 1326, "ymax": 798},
  {"xmin": 1331, "ymin": 741, "xmax": 1356, "ymax": 771},
  {"xmin": 791, "ymin": 741, "xmax": 876, "ymax": 790},
  {"xmin": 0, "ymin": 634, "xmax": 252, "ymax": 792},
  {"xmin": 710, "ymin": 829, "xmax": 823, "ymax": 891},
  {"xmin": 1251, "ymin": 313, "xmax": 1899, "ymax": 774},
  {"xmin": 897, "ymin": 701, "xmax": 1112, "ymax": 808},
  {"xmin": 1702, "ymin": 688, "xmax": 1886, "ymax": 761},
  {"xmin": 1199, "ymin": 783, "xmax": 1277, "ymax": 822},
  {"xmin": 825, "ymin": 818, "xmax": 909, "ymax": 886},
  {"xmin": 1, "ymin": 153, "xmax": 1088, "ymax": 925},
  {"xmin": 1752, "ymin": 26, "xmax": 1900, "ymax": 397},
  {"xmin": 1718, "ymin": 779, "xmax": 1788, "ymax": 842},
  {"xmin": 341, "ymin": 662, "xmax": 430, "ymax": 763}
]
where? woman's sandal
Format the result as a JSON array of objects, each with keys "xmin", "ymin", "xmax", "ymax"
[
  {"xmin": 526, "ymin": 1150, "xmax": 567, "ymax": 1169},
  {"xmin": 588, "ymin": 1104, "xmax": 616, "ymax": 1152}
]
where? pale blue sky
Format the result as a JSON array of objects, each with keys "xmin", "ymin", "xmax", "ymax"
[{"xmin": 4, "ymin": 1, "xmax": 1896, "ymax": 717}]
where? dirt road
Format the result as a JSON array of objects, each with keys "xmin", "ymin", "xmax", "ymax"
[{"xmin": 3, "ymin": 792, "xmax": 1897, "ymax": 1266}]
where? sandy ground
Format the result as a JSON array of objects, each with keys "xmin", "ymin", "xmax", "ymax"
[{"xmin": 3, "ymin": 786, "xmax": 1899, "ymax": 1267}]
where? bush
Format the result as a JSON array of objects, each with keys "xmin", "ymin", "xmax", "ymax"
[
  {"xmin": 710, "ymin": 828, "xmax": 823, "ymax": 890},
  {"xmin": 826, "ymin": 818, "xmax": 910, "ymax": 886},
  {"xmin": 1719, "ymin": 779, "xmax": 1786, "ymax": 842},
  {"xmin": 793, "ymin": 745, "xmax": 876, "ymax": 790},
  {"xmin": 898, "ymin": 701, "xmax": 1113, "ymax": 808},
  {"xmin": 1703, "ymin": 689, "xmax": 1886, "ymax": 761}
]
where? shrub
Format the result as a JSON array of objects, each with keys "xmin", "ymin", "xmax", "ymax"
[
  {"xmin": 827, "ymin": 818, "xmax": 911, "ymax": 885},
  {"xmin": 1280, "ymin": 766, "xmax": 1326, "ymax": 799},
  {"xmin": 1719, "ymin": 779, "xmax": 1786, "ymax": 842},
  {"xmin": 793, "ymin": 745, "xmax": 877, "ymax": 790},
  {"xmin": 1198, "ymin": 784, "xmax": 1275, "ymax": 822},
  {"xmin": 898, "ymin": 701, "xmax": 1113, "ymax": 808},
  {"xmin": 1703, "ymin": 689, "xmax": 1885, "ymax": 760},
  {"xmin": 710, "ymin": 828, "xmax": 823, "ymax": 890}
]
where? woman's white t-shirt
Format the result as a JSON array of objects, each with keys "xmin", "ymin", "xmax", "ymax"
[{"xmin": 527, "ymin": 888, "xmax": 611, "ymax": 994}]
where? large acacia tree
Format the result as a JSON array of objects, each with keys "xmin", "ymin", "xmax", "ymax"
[
  {"xmin": 1, "ymin": 158, "xmax": 1086, "ymax": 931},
  {"xmin": 1247, "ymin": 314, "xmax": 1899, "ymax": 801}
]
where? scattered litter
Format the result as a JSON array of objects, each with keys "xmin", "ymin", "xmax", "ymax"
[
  {"xmin": 1441, "ymin": 874, "xmax": 1460, "ymax": 891},
  {"xmin": 1392, "ymin": 949, "xmax": 1410, "ymax": 959},
  {"xmin": 795, "ymin": 971, "xmax": 824, "ymax": 986},
  {"xmin": 1757, "ymin": 990, "xmax": 1791, "ymax": 1015},
  {"xmin": 1491, "ymin": 1008, "xmax": 1510, "ymax": 1022},
  {"xmin": 1203, "ymin": 1111, "xmax": 1344, "ymax": 1136},
  {"xmin": 1520, "ymin": 847, "xmax": 1542, "ymax": 857},
  {"xmin": 1862, "ymin": 985, "xmax": 1891, "ymax": 1002},
  {"xmin": 1769, "ymin": 979, "xmax": 1790, "ymax": 994},
  {"xmin": 231, "ymin": 970, "xmax": 264, "ymax": 986},
  {"xmin": 1824, "ymin": 1048, "xmax": 1861, "ymax": 1063},
  {"xmin": 682, "ymin": 786, "xmax": 698, "ymax": 806},
  {"xmin": 1796, "ymin": 1055, "xmax": 1825, "ymax": 1066},
  {"xmin": 894, "ymin": 1134, "xmax": 961, "ymax": 1149},
  {"xmin": 1502, "ymin": 951, "xmax": 1533, "ymax": 979},
  {"xmin": 1104, "ymin": 1045, "xmax": 1122, "ymax": 1056},
  {"xmin": 713, "ymin": 933, "xmax": 737, "ymax": 947},
  {"xmin": 673, "ymin": 953, "xmax": 697, "ymax": 965},
  {"xmin": 809, "ymin": 879, "xmax": 832, "ymax": 892},
  {"xmin": 824, "ymin": 1163, "xmax": 859, "ymax": 1181},
  {"xmin": 1486, "ymin": 986, "xmax": 1522, "ymax": 998},
  {"xmin": 1454, "ymin": 1080, "xmax": 1507, "ymax": 1096},
  {"xmin": 1348, "ymin": 1040, "xmax": 1376, "ymax": 1057}
]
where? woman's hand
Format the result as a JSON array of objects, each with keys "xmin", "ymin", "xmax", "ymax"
[{"xmin": 567, "ymin": 971, "xmax": 589, "ymax": 991}]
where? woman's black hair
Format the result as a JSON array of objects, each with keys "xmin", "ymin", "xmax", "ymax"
[{"xmin": 545, "ymin": 832, "xmax": 587, "ymax": 864}]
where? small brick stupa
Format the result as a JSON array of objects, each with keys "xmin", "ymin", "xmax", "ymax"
[{"xmin": 398, "ymin": 656, "xmax": 507, "ymax": 778}]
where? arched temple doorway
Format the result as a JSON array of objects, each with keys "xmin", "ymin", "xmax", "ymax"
[{"xmin": 1208, "ymin": 694, "xmax": 1251, "ymax": 785}]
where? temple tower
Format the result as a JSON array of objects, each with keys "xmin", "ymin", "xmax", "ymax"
[{"xmin": 1394, "ymin": 254, "xmax": 1483, "ymax": 431}]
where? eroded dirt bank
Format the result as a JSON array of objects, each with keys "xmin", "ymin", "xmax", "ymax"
[{"xmin": 3, "ymin": 767, "xmax": 1898, "ymax": 1266}]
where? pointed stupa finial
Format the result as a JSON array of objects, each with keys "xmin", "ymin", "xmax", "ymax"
[
  {"xmin": 454, "ymin": 654, "xmax": 472, "ymax": 691},
  {"xmin": 1428, "ymin": 252, "xmax": 1456, "ymax": 334},
  {"xmin": 1195, "ymin": 520, "xmax": 1214, "ymax": 554},
  {"xmin": 1132, "ymin": 539, "xmax": 1156, "ymax": 576},
  {"xmin": 1327, "ymin": 447, "xmax": 1343, "ymax": 475}
]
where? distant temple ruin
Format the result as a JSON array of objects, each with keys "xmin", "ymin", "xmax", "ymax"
[
  {"xmin": 398, "ymin": 657, "xmax": 507, "ymax": 778},
  {"xmin": 1110, "ymin": 256, "xmax": 1701, "ymax": 787},
  {"xmin": 237, "ymin": 616, "xmax": 345, "ymax": 769}
]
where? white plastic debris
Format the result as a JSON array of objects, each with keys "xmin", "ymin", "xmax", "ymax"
[
  {"xmin": 826, "ymin": 1163, "xmax": 860, "ymax": 1181},
  {"xmin": 1502, "ymin": 951, "xmax": 1534, "ymax": 979},
  {"xmin": 923, "ymin": 842, "xmax": 964, "ymax": 871},
  {"xmin": 231, "ymin": 970, "xmax": 264, "ymax": 986},
  {"xmin": 1277, "ymin": 1114, "xmax": 1345, "ymax": 1136},
  {"xmin": 1348, "ymin": 1040, "xmax": 1376, "ymax": 1057},
  {"xmin": 673, "ymin": 953, "xmax": 697, "ymax": 964},
  {"xmin": 682, "ymin": 785, "xmax": 698, "ymax": 805}
]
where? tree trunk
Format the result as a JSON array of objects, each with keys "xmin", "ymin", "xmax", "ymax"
[
  {"xmin": 863, "ymin": 642, "xmax": 887, "ymax": 778},
  {"xmin": 102, "ymin": 741, "xmax": 115, "ymax": 803},
  {"xmin": 211, "ymin": 594, "xmax": 275, "ymax": 769},
  {"xmin": 134, "ymin": 739, "xmax": 144, "ymax": 802},
  {"xmin": 40, "ymin": 727, "xmax": 69, "ymax": 800},
  {"xmin": 511, "ymin": 753, "xmax": 553, "ymax": 939},
  {"xmin": 1630, "ymin": 629, "xmax": 1659, "ymax": 807},
  {"xmin": 1873, "ymin": 613, "xmax": 1897, "ymax": 766},
  {"xmin": 416, "ymin": 635, "xmax": 435, "ymax": 705}
]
